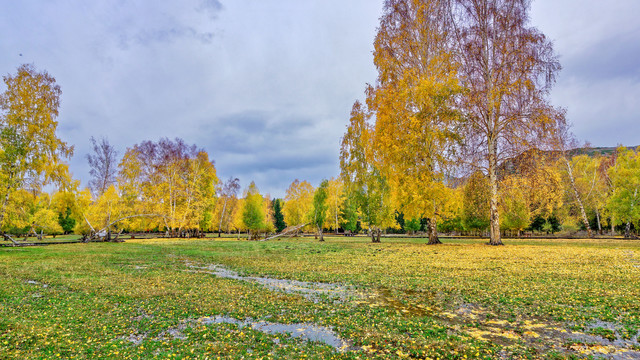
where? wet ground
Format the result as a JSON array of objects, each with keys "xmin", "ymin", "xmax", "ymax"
[
  {"xmin": 124, "ymin": 313, "xmax": 353, "ymax": 351},
  {"xmin": 197, "ymin": 315, "xmax": 354, "ymax": 351},
  {"xmin": 438, "ymin": 303, "xmax": 640, "ymax": 359},
  {"xmin": 177, "ymin": 260, "xmax": 640, "ymax": 357},
  {"xmin": 182, "ymin": 259, "xmax": 640, "ymax": 359},
  {"xmin": 185, "ymin": 261, "xmax": 355, "ymax": 302}
]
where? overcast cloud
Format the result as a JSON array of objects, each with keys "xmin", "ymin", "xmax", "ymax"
[{"xmin": 1, "ymin": 0, "xmax": 639, "ymax": 197}]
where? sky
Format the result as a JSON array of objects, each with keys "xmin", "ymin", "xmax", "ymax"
[{"xmin": 1, "ymin": 0, "xmax": 639, "ymax": 197}]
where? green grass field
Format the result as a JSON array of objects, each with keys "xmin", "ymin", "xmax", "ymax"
[{"xmin": 1, "ymin": 236, "xmax": 639, "ymax": 359}]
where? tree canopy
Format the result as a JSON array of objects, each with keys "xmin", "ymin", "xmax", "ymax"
[{"xmin": 0, "ymin": 64, "xmax": 73, "ymax": 233}]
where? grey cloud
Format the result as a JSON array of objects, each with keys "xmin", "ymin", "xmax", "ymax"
[
  {"xmin": 197, "ymin": 111, "xmax": 317, "ymax": 154},
  {"xmin": 562, "ymin": 31, "xmax": 640, "ymax": 82},
  {"xmin": 217, "ymin": 112, "xmax": 270, "ymax": 134},
  {"xmin": 223, "ymin": 150, "xmax": 334, "ymax": 174},
  {"xmin": 529, "ymin": 0, "xmax": 640, "ymax": 148},
  {"xmin": 97, "ymin": 1, "xmax": 222, "ymax": 50},
  {"xmin": 198, "ymin": 0, "xmax": 224, "ymax": 18},
  {"xmin": 133, "ymin": 26, "xmax": 215, "ymax": 45},
  {"xmin": 193, "ymin": 108, "xmax": 337, "ymax": 195}
]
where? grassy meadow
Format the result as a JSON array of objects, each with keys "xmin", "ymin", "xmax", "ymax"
[{"xmin": 1, "ymin": 236, "xmax": 639, "ymax": 359}]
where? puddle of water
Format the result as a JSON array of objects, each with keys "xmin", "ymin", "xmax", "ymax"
[
  {"xmin": 186, "ymin": 262, "xmax": 438, "ymax": 321},
  {"xmin": 123, "ymin": 333, "xmax": 148, "ymax": 345},
  {"xmin": 197, "ymin": 315, "xmax": 354, "ymax": 351},
  {"xmin": 437, "ymin": 303, "xmax": 640, "ymax": 359},
  {"xmin": 164, "ymin": 327, "xmax": 187, "ymax": 340},
  {"xmin": 142, "ymin": 315, "xmax": 354, "ymax": 352},
  {"xmin": 359, "ymin": 287, "xmax": 432, "ymax": 317},
  {"xmin": 26, "ymin": 280, "xmax": 48, "ymax": 288},
  {"xmin": 581, "ymin": 320, "xmax": 640, "ymax": 346},
  {"xmin": 182, "ymin": 260, "xmax": 640, "ymax": 358},
  {"xmin": 185, "ymin": 262, "xmax": 355, "ymax": 302}
]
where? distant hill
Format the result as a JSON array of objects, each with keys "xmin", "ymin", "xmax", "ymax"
[
  {"xmin": 496, "ymin": 145, "xmax": 640, "ymax": 178},
  {"xmin": 454, "ymin": 145, "xmax": 639, "ymax": 183},
  {"xmin": 568, "ymin": 145, "xmax": 639, "ymax": 157}
]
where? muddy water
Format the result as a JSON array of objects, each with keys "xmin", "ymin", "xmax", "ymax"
[
  {"xmin": 130, "ymin": 315, "xmax": 354, "ymax": 351},
  {"xmin": 125, "ymin": 316, "xmax": 360, "ymax": 352},
  {"xmin": 186, "ymin": 262, "xmax": 355, "ymax": 302},
  {"xmin": 183, "ymin": 261, "xmax": 640, "ymax": 358},
  {"xmin": 186, "ymin": 262, "xmax": 434, "ymax": 317},
  {"xmin": 197, "ymin": 315, "xmax": 354, "ymax": 351}
]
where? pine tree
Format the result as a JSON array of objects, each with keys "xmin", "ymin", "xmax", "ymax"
[{"xmin": 272, "ymin": 198, "xmax": 286, "ymax": 233}]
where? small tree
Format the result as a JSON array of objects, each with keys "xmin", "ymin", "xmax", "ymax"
[
  {"xmin": 31, "ymin": 208, "xmax": 64, "ymax": 238},
  {"xmin": 272, "ymin": 198, "xmax": 286, "ymax": 232},
  {"xmin": 311, "ymin": 180, "xmax": 329, "ymax": 241},
  {"xmin": 405, "ymin": 218, "xmax": 421, "ymax": 235},
  {"xmin": 57, "ymin": 207, "xmax": 76, "ymax": 234},
  {"xmin": 500, "ymin": 176, "xmax": 531, "ymax": 236},
  {"xmin": 261, "ymin": 196, "xmax": 276, "ymax": 234},
  {"xmin": 340, "ymin": 102, "xmax": 397, "ymax": 243},
  {"xmin": 462, "ymin": 171, "xmax": 490, "ymax": 235},
  {"xmin": 84, "ymin": 185, "xmax": 124, "ymax": 241},
  {"xmin": 87, "ymin": 136, "xmax": 118, "ymax": 198},
  {"xmin": 325, "ymin": 178, "xmax": 345, "ymax": 234},
  {"xmin": 215, "ymin": 177, "xmax": 240, "ymax": 237},
  {"xmin": 340, "ymin": 192, "xmax": 358, "ymax": 234},
  {"xmin": 552, "ymin": 120, "xmax": 594, "ymax": 238},
  {"xmin": 51, "ymin": 190, "xmax": 81, "ymax": 234},
  {"xmin": 242, "ymin": 182, "xmax": 265, "ymax": 240},
  {"xmin": 283, "ymin": 179, "xmax": 314, "ymax": 234},
  {"xmin": 607, "ymin": 147, "xmax": 640, "ymax": 238}
]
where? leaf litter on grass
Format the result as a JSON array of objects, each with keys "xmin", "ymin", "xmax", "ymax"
[
  {"xmin": 436, "ymin": 302, "xmax": 640, "ymax": 359},
  {"xmin": 183, "ymin": 259, "xmax": 640, "ymax": 358}
]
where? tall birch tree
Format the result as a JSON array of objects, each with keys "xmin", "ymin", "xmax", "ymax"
[
  {"xmin": 370, "ymin": 0, "xmax": 461, "ymax": 245},
  {"xmin": 0, "ymin": 64, "xmax": 73, "ymax": 233},
  {"xmin": 453, "ymin": 0, "xmax": 561, "ymax": 244}
]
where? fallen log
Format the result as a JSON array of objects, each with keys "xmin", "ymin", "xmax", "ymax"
[
  {"xmin": 260, "ymin": 223, "xmax": 309, "ymax": 241},
  {"xmin": 2, "ymin": 233, "xmax": 19, "ymax": 245},
  {"xmin": 83, "ymin": 213, "xmax": 166, "ymax": 242}
]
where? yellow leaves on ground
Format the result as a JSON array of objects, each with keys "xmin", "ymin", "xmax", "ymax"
[{"xmin": 2, "ymin": 236, "xmax": 639, "ymax": 359}]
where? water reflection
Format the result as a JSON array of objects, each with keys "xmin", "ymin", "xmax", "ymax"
[
  {"xmin": 186, "ymin": 262, "xmax": 354, "ymax": 302},
  {"xmin": 198, "ymin": 315, "xmax": 354, "ymax": 351}
]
